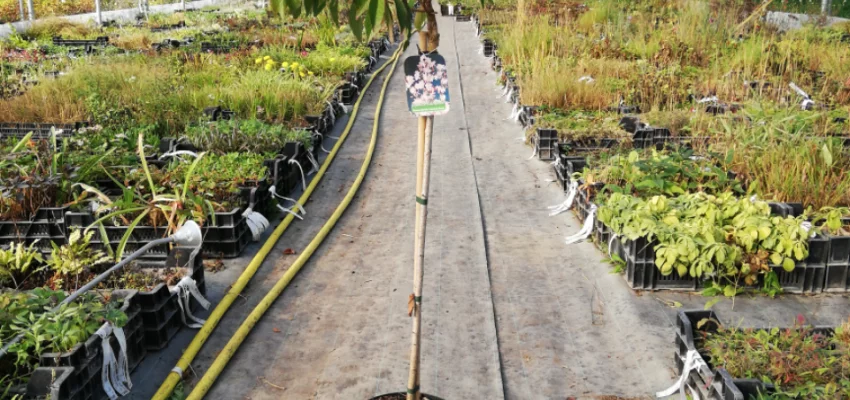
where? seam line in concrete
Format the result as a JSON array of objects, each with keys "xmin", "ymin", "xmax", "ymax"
[{"xmin": 451, "ymin": 18, "xmax": 507, "ymax": 399}]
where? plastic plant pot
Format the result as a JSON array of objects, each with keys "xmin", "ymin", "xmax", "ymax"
[{"xmin": 369, "ymin": 393, "xmax": 445, "ymax": 400}]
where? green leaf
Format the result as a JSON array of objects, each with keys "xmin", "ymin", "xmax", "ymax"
[
  {"xmin": 349, "ymin": 6, "xmax": 363, "ymax": 40},
  {"xmin": 366, "ymin": 0, "xmax": 385, "ymax": 37},
  {"xmin": 704, "ymin": 297, "xmax": 721, "ymax": 310},
  {"xmin": 822, "ymin": 143, "xmax": 834, "ymax": 167},
  {"xmin": 723, "ymin": 285, "xmax": 737, "ymax": 297},
  {"xmin": 284, "ymin": 0, "xmax": 301, "ymax": 18},
  {"xmin": 782, "ymin": 257, "xmax": 796, "ymax": 272},
  {"xmin": 395, "ymin": 0, "xmax": 412, "ymax": 34},
  {"xmin": 328, "ymin": 0, "xmax": 339, "ymax": 25}
]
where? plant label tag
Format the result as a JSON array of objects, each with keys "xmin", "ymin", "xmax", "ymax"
[{"xmin": 404, "ymin": 53, "xmax": 450, "ymax": 117}]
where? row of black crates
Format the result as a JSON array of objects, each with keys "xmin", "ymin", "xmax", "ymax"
[
  {"xmin": 559, "ymin": 161, "xmax": 850, "ymax": 292},
  {"xmin": 0, "ymin": 180, "xmax": 267, "ymax": 261},
  {"xmin": 0, "ymin": 121, "xmax": 89, "ymax": 139},
  {"xmin": 673, "ymin": 309, "xmax": 836, "ymax": 400},
  {"xmin": 535, "ymin": 126, "xmax": 712, "ymax": 162}
]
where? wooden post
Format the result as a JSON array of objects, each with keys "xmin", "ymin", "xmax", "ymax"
[
  {"xmin": 408, "ymin": 2, "xmax": 439, "ymax": 399},
  {"xmin": 407, "ymin": 116, "xmax": 433, "ymax": 400}
]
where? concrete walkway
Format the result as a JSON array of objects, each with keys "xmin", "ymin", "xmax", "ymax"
[{"xmin": 171, "ymin": 23, "xmax": 504, "ymax": 399}]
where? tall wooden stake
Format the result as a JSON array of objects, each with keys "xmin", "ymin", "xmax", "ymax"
[
  {"xmin": 408, "ymin": 2, "xmax": 439, "ymax": 399},
  {"xmin": 408, "ymin": 116, "xmax": 433, "ymax": 400}
]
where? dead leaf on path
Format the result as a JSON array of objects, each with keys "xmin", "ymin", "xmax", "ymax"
[
  {"xmin": 257, "ymin": 376, "xmax": 285, "ymax": 390},
  {"xmin": 273, "ymin": 327, "xmax": 281, "ymax": 333},
  {"xmin": 407, "ymin": 294, "xmax": 415, "ymax": 316},
  {"xmin": 283, "ymin": 248, "xmax": 296, "ymax": 255}
]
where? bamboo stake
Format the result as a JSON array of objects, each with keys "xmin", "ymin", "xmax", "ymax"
[
  {"xmin": 409, "ymin": 2, "xmax": 439, "ymax": 398},
  {"xmin": 407, "ymin": 116, "xmax": 434, "ymax": 400}
]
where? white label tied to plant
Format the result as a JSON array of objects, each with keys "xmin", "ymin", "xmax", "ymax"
[{"xmin": 404, "ymin": 53, "xmax": 450, "ymax": 117}]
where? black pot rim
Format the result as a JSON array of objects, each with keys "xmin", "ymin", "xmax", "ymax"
[{"xmin": 368, "ymin": 393, "xmax": 445, "ymax": 400}]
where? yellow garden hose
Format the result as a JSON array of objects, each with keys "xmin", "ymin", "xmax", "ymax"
[{"xmin": 153, "ymin": 41, "xmax": 408, "ymax": 400}]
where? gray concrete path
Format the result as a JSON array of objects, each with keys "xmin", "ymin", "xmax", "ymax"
[{"xmin": 165, "ymin": 23, "xmax": 504, "ymax": 399}]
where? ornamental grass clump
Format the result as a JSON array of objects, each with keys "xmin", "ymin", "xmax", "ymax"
[{"xmin": 183, "ymin": 119, "xmax": 309, "ymax": 154}]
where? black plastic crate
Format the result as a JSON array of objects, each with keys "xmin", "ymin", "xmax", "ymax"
[
  {"xmin": 825, "ymin": 264, "xmax": 849, "ymax": 292},
  {"xmin": 673, "ymin": 309, "xmax": 835, "ymax": 400},
  {"xmin": 200, "ymin": 42, "xmax": 238, "ymax": 53},
  {"xmin": 767, "ymin": 202, "xmax": 793, "ymax": 217},
  {"xmin": 149, "ymin": 21, "xmax": 186, "ymax": 32},
  {"xmin": 827, "ymin": 235, "xmax": 850, "ymax": 265},
  {"xmin": 616, "ymin": 235, "xmax": 698, "ymax": 291},
  {"xmin": 143, "ymin": 304, "xmax": 182, "ymax": 351},
  {"xmin": 535, "ymin": 128, "xmax": 558, "ymax": 161},
  {"xmin": 483, "ymin": 39, "xmax": 496, "ymax": 57},
  {"xmin": 618, "ymin": 116, "xmax": 644, "ymax": 134},
  {"xmin": 203, "ymin": 229, "xmax": 251, "ymax": 259},
  {"xmin": 23, "ymin": 367, "xmax": 80, "ymax": 400},
  {"xmin": 52, "ymin": 36, "xmax": 109, "ymax": 46},
  {"xmin": 0, "ymin": 122, "xmax": 87, "ymax": 139},
  {"xmin": 807, "ymin": 233, "xmax": 829, "ymax": 264},
  {"xmin": 338, "ymin": 82, "xmax": 359, "ymax": 105},
  {"xmin": 771, "ymin": 263, "xmax": 825, "ymax": 294},
  {"xmin": 561, "ymin": 138, "xmax": 621, "ymax": 154}
]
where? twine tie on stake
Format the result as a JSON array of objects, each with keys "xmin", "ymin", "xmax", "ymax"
[
  {"xmin": 789, "ymin": 82, "xmax": 815, "ymax": 110},
  {"xmin": 608, "ymin": 233, "xmax": 618, "ymax": 257},
  {"xmin": 656, "ymin": 349, "xmax": 707, "ymax": 400},
  {"xmin": 313, "ymin": 132, "xmax": 332, "ymax": 153},
  {"xmin": 305, "ymin": 149, "xmax": 321, "ymax": 175},
  {"xmin": 158, "ymin": 150, "xmax": 200, "ymax": 162},
  {"xmin": 95, "ymin": 323, "xmax": 131, "ymax": 399},
  {"xmin": 548, "ymin": 180, "xmax": 578, "ymax": 216},
  {"xmin": 171, "ymin": 276, "xmax": 211, "ymax": 329},
  {"xmin": 565, "ymin": 204, "xmax": 596, "ymax": 244},
  {"xmin": 243, "ymin": 207, "xmax": 269, "ymax": 241},
  {"xmin": 288, "ymin": 158, "xmax": 308, "ymax": 190},
  {"xmin": 269, "ymin": 185, "xmax": 305, "ymax": 220},
  {"xmin": 506, "ymin": 103, "xmax": 519, "ymax": 121}
]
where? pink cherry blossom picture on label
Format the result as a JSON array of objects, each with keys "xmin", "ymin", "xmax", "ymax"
[{"xmin": 403, "ymin": 52, "xmax": 450, "ymax": 117}]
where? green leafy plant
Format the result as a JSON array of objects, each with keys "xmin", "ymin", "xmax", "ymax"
[
  {"xmin": 598, "ymin": 192, "xmax": 809, "ymax": 292},
  {"xmin": 703, "ymin": 316, "xmax": 850, "ymax": 399},
  {"xmin": 0, "ymin": 242, "xmax": 45, "ymax": 289},
  {"xmin": 46, "ymin": 229, "xmax": 110, "ymax": 290}
]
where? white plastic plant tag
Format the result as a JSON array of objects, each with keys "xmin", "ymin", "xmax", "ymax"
[{"xmin": 404, "ymin": 53, "xmax": 450, "ymax": 117}]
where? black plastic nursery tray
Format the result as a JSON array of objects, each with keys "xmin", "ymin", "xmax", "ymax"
[
  {"xmin": 673, "ymin": 309, "xmax": 836, "ymax": 400},
  {"xmin": 22, "ymin": 290, "xmax": 139, "ymax": 400},
  {"xmin": 0, "ymin": 121, "xmax": 88, "ymax": 139},
  {"xmin": 0, "ymin": 207, "xmax": 69, "ymax": 254}
]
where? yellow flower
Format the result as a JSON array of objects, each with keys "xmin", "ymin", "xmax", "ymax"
[
  {"xmin": 282, "ymin": 62, "xmax": 290, "ymax": 68},
  {"xmin": 255, "ymin": 57, "xmax": 262, "ymax": 64},
  {"xmin": 307, "ymin": 71, "xmax": 314, "ymax": 76},
  {"xmin": 299, "ymin": 72, "xmax": 306, "ymax": 78},
  {"xmin": 264, "ymin": 64, "xmax": 273, "ymax": 71},
  {"xmin": 329, "ymin": 58, "xmax": 335, "ymax": 62},
  {"xmin": 263, "ymin": 55, "xmax": 271, "ymax": 61},
  {"xmin": 291, "ymin": 62, "xmax": 298, "ymax": 68}
]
